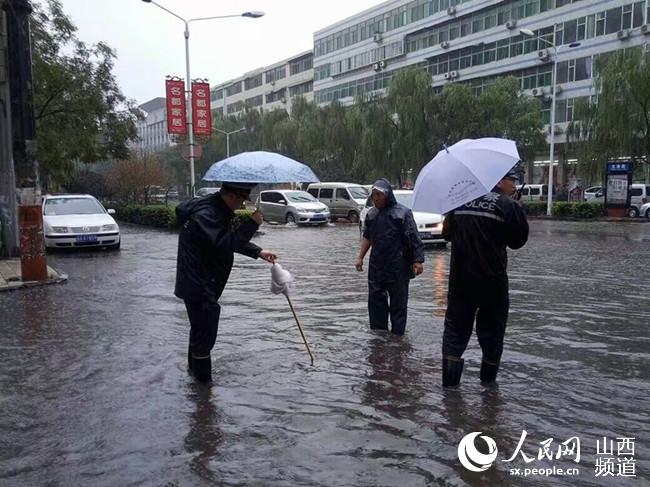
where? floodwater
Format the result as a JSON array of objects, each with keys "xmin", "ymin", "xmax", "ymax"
[{"xmin": 0, "ymin": 220, "xmax": 649, "ymax": 486}]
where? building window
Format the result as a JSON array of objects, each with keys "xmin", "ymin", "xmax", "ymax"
[
  {"xmin": 244, "ymin": 73, "xmax": 263, "ymax": 90},
  {"xmin": 226, "ymin": 82, "xmax": 242, "ymax": 97},
  {"xmin": 265, "ymin": 65, "xmax": 287, "ymax": 84},
  {"xmin": 289, "ymin": 55, "xmax": 313, "ymax": 76},
  {"xmin": 266, "ymin": 88, "xmax": 286, "ymax": 104}
]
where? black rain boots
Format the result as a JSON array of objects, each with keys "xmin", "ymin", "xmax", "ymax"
[
  {"xmin": 191, "ymin": 353, "xmax": 212, "ymax": 383},
  {"xmin": 480, "ymin": 359, "xmax": 500, "ymax": 384},
  {"xmin": 442, "ymin": 356, "xmax": 464, "ymax": 387}
]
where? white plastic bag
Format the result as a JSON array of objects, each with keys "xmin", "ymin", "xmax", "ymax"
[{"xmin": 270, "ymin": 263, "xmax": 294, "ymax": 296}]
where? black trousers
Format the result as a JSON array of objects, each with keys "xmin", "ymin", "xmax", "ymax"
[
  {"xmin": 368, "ymin": 279, "xmax": 410, "ymax": 335},
  {"xmin": 184, "ymin": 300, "xmax": 221, "ymax": 357},
  {"xmin": 442, "ymin": 288, "xmax": 509, "ymax": 363}
]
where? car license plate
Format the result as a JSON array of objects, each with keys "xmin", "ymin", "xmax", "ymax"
[
  {"xmin": 76, "ymin": 234, "xmax": 98, "ymax": 242},
  {"xmin": 419, "ymin": 232, "xmax": 433, "ymax": 239}
]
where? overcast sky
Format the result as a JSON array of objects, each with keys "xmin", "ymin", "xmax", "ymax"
[{"xmin": 57, "ymin": 0, "xmax": 383, "ymax": 106}]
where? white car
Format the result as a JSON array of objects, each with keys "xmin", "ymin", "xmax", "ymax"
[
  {"xmin": 640, "ymin": 202, "xmax": 650, "ymax": 219},
  {"xmin": 42, "ymin": 194, "xmax": 121, "ymax": 250},
  {"xmin": 360, "ymin": 190, "xmax": 446, "ymax": 247},
  {"xmin": 583, "ymin": 186, "xmax": 604, "ymax": 201}
]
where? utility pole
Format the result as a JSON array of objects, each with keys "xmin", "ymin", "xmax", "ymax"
[
  {"xmin": 0, "ymin": 2, "xmax": 19, "ymax": 257},
  {"xmin": 3, "ymin": 0, "xmax": 47, "ymax": 279}
]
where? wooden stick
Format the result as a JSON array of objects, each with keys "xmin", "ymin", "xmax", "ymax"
[{"xmin": 285, "ymin": 294, "xmax": 314, "ymax": 366}]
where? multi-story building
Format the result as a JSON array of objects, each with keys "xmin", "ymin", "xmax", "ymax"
[
  {"xmin": 132, "ymin": 97, "xmax": 174, "ymax": 155},
  {"xmin": 211, "ymin": 51, "xmax": 314, "ymax": 119},
  {"xmin": 313, "ymin": 0, "xmax": 650, "ymax": 182}
]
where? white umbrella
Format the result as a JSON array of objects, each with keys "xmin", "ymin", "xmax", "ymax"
[{"xmin": 412, "ymin": 138, "xmax": 521, "ymax": 215}]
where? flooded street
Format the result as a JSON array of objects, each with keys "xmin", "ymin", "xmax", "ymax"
[{"xmin": 1, "ymin": 220, "xmax": 649, "ymax": 486}]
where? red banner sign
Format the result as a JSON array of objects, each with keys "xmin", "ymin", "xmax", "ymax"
[
  {"xmin": 165, "ymin": 79, "xmax": 187, "ymax": 135},
  {"xmin": 191, "ymin": 82, "xmax": 212, "ymax": 136}
]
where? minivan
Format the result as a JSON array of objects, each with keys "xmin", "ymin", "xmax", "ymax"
[
  {"xmin": 306, "ymin": 183, "xmax": 368, "ymax": 222},
  {"xmin": 628, "ymin": 183, "xmax": 650, "ymax": 217},
  {"xmin": 516, "ymin": 184, "xmax": 550, "ymax": 202}
]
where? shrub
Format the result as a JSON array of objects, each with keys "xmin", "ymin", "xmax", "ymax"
[
  {"xmin": 552, "ymin": 202, "xmax": 574, "ymax": 217},
  {"xmin": 522, "ymin": 202, "xmax": 546, "ymax": 216},
  {"xmin": 114, "ymin": 204, "xmax": 177, "ymax": 229},
  {"xmin": 113, "ymin": 205, "xmax": 255, "ymax": 230},
  {"xmin": 574, "ymin": 202, "xmax": 604, "ymax": 219}
]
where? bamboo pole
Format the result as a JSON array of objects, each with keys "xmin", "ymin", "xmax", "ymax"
[{"xmin": 285, "ymin": 294, "xmax": 314, "ymax": 366}]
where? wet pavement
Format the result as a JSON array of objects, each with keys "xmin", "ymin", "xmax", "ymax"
[{"xmin": 0, "ymin": 220, "xmax": 649, "ymax": 486}]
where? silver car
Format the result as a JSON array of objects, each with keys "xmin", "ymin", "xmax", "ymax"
[{"xmin": 257, "ymin": 190, "xmax": 330, "ymax": 225}]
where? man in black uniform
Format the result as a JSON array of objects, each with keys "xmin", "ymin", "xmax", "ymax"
[
  {"xmin": 441, "ymin": 168, "xmax": 528, "ymax": 387},
  {"xmin": 355, "ymin": 178, "xmax": 424, "ymax": 335},
  {"xmin": 175, "ymin": 182, "xmax": 277, "ymax": 383}
]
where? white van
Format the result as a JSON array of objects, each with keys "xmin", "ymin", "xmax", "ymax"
[
  {"xmin": 516, "ymin": 184, "xmax": 551, "ymax": 202},
  {"xmin": 306, "ymin": 182, "xmax": 368, "ymax": 222},
  {"xmin": 628, "ymin": 183, "xmax": 650, "ymax": 217}
]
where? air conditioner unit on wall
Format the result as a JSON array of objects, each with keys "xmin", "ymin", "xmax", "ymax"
[
  {"xmin": 447, "ymin": 6, "xmax": 456, "ymax": 16},
  {"xmin": 441, "ymin": 40, "xmax": 450, "ymax": 49},
  {"xmin": 379, "ymin": 60, "xmax": 386, "ymax": 68},
  {"xmin": 444, "ymin": 72, "xmax": 451, "ymax": 80},
  {"xmin": 372, "ymin": 62, "xmax": 381, "ymax": 71},
  {"xmin": 373, "ymin": 32, "xmax": 383, "ymax": 43},
  {"xmin": 641, "ymin": 24, "xmax": 650, "ymax": 35},
  {"xmin": 505, "ymin": 20, "xmax": 517, "ymax": 30},
  {"xmin": 538, "ymin": 49, "xmax": 550, "ymax": 60},
  {"xmin": 554, "ymin": 85, "xmax": 563, "ymax": 95},
  {"xmin": 531, "ymin": 87, "xmax": 544, "ymax": 97},
  {"xmin": 617, "ymin": 29, "xmax": 631, "ymax": 40},
  {"xmin": 450, "ymin": 70, "xmax": 459, "ymax": 79},
  {"xmin": 548, "ymin": 124, "xmax": 564, "ymax": 135}
]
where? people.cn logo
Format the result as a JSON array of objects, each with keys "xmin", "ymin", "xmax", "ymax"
[{"xmin": 458, "ymin": 432, "xmax": 498, "ymax": 472}]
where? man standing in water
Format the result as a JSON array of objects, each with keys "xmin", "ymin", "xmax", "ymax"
[
  {"xmin": 175, "ymin": 182, "xmax": 277, "ymax": 383},
  {"xmin": 441, "ymin": 168, "xmax": 528, "ymax": 387},
  {"xmin": 356, "ymin": 178, "xmax": 424, "ymax": 335}
]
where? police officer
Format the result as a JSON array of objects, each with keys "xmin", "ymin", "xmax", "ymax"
[
  {"xmin": 441, "ymin": 168, "xmax": 528, "ymax": 387},
  {"xmin": 175, "ymin": 182, "xmax": 277, "ymax": 383},
  {"xmin": 356, "ymin": 178, "xmax": 424, "ymax": 335}
]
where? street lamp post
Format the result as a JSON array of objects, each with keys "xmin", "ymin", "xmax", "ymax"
[
  {"xmin": 214, "ymin": 127, "xmax": 246, "ymax": 158},
  {"xmin": 141, "ymin": 1, "xmax": 263, "ymax": 196},
  {"xmin": 520, "ymin": 28, "xmax": 579, "ymax": 216}
]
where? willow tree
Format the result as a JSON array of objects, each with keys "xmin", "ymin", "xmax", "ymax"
[{"xmin": 569, "ymin": 48, "xmax": 650, "ymax": 183}]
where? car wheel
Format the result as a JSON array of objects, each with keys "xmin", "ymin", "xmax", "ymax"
[
  {"xmin": 286, "ymin": 213, "xmax": 296, "ymax": 224},
  {"xmin": 348, "ymin": 211, "xmax": 359, "ymax": 223},
  {"xmin": 627, "ymin": 207, "xmax": 639, "ymax": 218}
]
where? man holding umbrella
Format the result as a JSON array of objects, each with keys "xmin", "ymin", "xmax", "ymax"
[
  {"xmin": 441, "ymin": 167, "xmax": 528, "ymax": 387},
  {"xmin": 175, "ymin": 182, "xmax": 277, "ymax": 383}
]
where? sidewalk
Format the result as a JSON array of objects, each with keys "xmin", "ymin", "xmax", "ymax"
[{"xmin": 0, "ymin": 259, "xmax": 68, "ymax": 292}]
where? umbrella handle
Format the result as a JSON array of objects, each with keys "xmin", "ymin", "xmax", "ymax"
[{"xmin": 285, "ymin": 294, "xmax": 314, "ymax": 366}]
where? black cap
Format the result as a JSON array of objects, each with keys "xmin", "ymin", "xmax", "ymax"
[{"xmin": 221, "ymin": 182, "xmax": 257, "ymax": 201}]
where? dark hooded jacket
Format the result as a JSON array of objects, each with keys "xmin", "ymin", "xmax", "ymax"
[
  {"xmin": 443, "ymin": 187, "xmax": 528, "ymax": 296},
  {"xmin": 174, "ymin": 192, "xmax": 261, "ymax": 303},
  {"xmin": 362, "ymin": 179, "xmax": 425, "ymax": 283}
]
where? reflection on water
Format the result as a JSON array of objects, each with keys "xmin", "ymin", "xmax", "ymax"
[{"xmin": 0, "ymin": 220, "xmax": 649, "ymax": 486}]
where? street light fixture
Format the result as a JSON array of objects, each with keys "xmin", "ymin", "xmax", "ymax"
[
  {"xmin": 214, "ymin": 127, "xmax": 246, "ymax": 158},
  {"xmin": 141, "ymin": 0, "xmax": 264, "ymax": 196},
  {"xmin": 520, "ymin": 28, "xmax": 580, "ymax": 216}
]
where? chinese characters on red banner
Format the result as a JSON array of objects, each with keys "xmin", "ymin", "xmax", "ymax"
[
  {"xmin": 165, "ymin": 79, "xmax": 187, "ymax": 135},
  {"xmin": 191, "ymin": 82, "xmax": 212, "ymax": 136}
]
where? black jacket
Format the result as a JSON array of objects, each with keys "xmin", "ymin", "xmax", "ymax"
[
  {"xmin": 443, "ymin": 188, "xmax": 528, "ymax": 294},
  {"xmin": 174, "ymin": 193, "xmax": 261, "ymax": 303},
  {"xmin": 362, "ymin": 180, "xmax": 424, "ymax": 283}
]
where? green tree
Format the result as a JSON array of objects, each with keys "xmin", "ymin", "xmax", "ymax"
[
  {"xmin": 569, "ymin": 48, "xmax": 650, "ymax": 183},
  {"xmin": 30, "ymin": 0, "xmax": 140, "ymax": 189}
]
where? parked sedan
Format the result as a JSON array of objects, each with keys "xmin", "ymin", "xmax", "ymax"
[
  {"xmin": 257, "ymin": 190, "xmax": 330, "ymax": 225},
  {"xmin": 360, "ymin": 190, "xmax": 446, "ymax": 247},
  {"xmin": 42, "ymin": 194, "xmax": 120, "ymax": 250}
]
